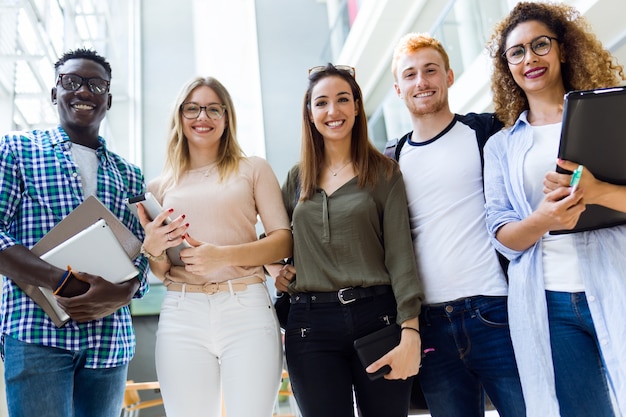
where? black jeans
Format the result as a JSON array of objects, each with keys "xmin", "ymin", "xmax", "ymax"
[{"xmin": 284, "ymin": 290, "xmax": 413, "ymax": 417}]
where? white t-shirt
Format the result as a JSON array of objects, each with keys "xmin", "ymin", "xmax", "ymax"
[
  {"xmin": 71, "ymin": 142, "xmax": 98, "ymax": 196},
  {"xmin": 399, "ymin": 119, "xmax": 508, "ymax": 304},
  {"xmin": 525, "ymin": 123, "xmax": 584, "ymax": 292}
]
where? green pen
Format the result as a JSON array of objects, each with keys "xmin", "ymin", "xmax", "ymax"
[{"xmin": 570, "ymin": 165, "xmax": 583, "ymax": 194}]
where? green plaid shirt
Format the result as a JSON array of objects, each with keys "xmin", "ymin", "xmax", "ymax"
[{"xmin": 0, "ymin": 126, "xmax": 149, "ymax": 368}]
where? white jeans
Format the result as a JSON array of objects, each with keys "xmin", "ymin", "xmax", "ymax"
[{"xmin": 155, "ymin": 282, "xmax": 283, "ymax": 417}]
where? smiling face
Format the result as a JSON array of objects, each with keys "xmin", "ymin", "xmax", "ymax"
[
  {"xmin": 504, "ymin": 20, "xmax": 565, "ymax": 98},
  {"xmin": 394, "ymin": 47, "xmax": 453, "ymax": 117},
  {"xmin": 308, "ymin": 75, "xmax": 358, "ymax": 143},
  {"xmin": 181, "ymin": 85, "xmax": 226, "ymax": 159},
  {"xmin": 51, "ymin": 58, "xmax": 112, "ymax": 146}
]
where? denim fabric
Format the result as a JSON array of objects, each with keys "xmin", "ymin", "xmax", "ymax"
[
  {"xmin": 418, "ymin": 296, "xmax": 525, "ymax": 417},
  {"xmin": 545, "ymin": 291, "xmax": 617, "ymax": 417},
  {"xmin": 484, "ymin": 112, "xmax": 626, "ymax": 415},
  {"xmin": 3, "ymin": 335, "xmax": 127, "ymax": 417},
  {"xmin": 284, "ymin": 291, "xmax": 413, "ymax": 417}
]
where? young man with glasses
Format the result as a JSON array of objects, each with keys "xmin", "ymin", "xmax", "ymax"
[
  {"xmin": 0, "ymin": 48, "xmax": 149, "ymax": 417},
  {"xmin": 387, "ymin": 33, "xmax": 526, "ymax": 416}
]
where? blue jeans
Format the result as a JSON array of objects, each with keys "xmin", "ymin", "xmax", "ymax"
[
  {"xmin": 2, "ymin": 335, "xmax": 128, "ymax": 417},
  {"xmin": 545, "ymin": 291, "xmax": 616, "ymax": 417},
  {"xmin": 285, "ymin": 290, "xmax": 413, "ymax": 417},
  {"xmin": 418, "ymin": 296, "xmax": 525, "ymax": 417}
]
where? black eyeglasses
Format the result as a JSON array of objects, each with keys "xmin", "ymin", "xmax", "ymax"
[
  {"xmin": 308, "ymin": 65, "xmax": 356, "ymax": 78},
  {"xmin": 502, "ymin": 35, "xmax": 560, "ymax": 65},
  {"xmin": 180, "ymin": 102, "xmax": 226, "ymax": 120},
  {"xmin": 57, "ymin": 73, "xmax": 110, "ymax": 95}
]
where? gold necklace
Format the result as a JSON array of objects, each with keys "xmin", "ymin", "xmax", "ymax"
[{"xmin": 327, "ymin": 161, "xmax": 351, "ymax": 176}]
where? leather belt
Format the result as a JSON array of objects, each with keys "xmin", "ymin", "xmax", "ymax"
[
  {"xmin": 291, "ymin": 285, "xmax": 392, "ymax": 305},
  {"xmin": 163, "ymin": 276, "xmax": 264, "ymax": 295}
]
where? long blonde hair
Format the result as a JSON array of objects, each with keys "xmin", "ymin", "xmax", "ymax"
[{"xmin": 157, "ymin": 76, "xmax": 244, "ymax": 195}]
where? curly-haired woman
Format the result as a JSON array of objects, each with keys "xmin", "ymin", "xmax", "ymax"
[{"xmin": 484, "ymin": 2, "xmax": 626, "ymax": 416}]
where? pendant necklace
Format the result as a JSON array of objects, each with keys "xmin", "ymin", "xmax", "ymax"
[
  {"xmin": 202, "ymin": 161, "xmax": 217, "ymax": 177},
  {"xmin": 327, "ymin": 161, "xmax": 351, "ymax": 177}
]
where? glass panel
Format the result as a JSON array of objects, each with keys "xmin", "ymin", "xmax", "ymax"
[{"xmin": 374, "ymin": 0, "xmax": 509, "ymax": 149}]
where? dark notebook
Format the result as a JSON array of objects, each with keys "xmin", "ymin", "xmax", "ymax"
[{"xmin": 551, "ymin": 86, "xmax": 626, "ymax": 235}]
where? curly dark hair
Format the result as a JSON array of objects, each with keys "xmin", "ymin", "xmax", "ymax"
[
  {"xmin": 486, "ymin": 2, "xmax": 624, "ymax": 127},
  {"xmin": 54, "ymin": 47, "xmax": 112, "ymax": 79}
]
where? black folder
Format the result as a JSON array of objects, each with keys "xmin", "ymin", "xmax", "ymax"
[{"xmin": 551, "ymin": 86, "xmax": 626, "ymax": 234}]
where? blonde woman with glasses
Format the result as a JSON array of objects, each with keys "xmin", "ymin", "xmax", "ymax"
[
  {"xmin": 136, "ymin": 76, "xmax": 292, "ymax": 417},
  {"xmin": 275, "ymin": 63, "xmax": 423, "ymax": 416}
]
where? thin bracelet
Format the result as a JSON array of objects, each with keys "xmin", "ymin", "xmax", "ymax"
[
  {"xmin": 53, "ymin": 265, "xmax": 73, "ymax": 295},
  {"xmin": 401, "ymin": 326, "xmax": 420, "ymax": 335}
]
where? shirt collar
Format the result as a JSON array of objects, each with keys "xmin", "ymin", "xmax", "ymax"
[{"xmin": 51, "ymin": 125, "xmax": 110, "ymax": 161}]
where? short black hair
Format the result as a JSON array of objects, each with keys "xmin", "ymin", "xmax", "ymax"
[{"xmin": 54, "ymin": 47, "xmax": 112, "ymax": 79}]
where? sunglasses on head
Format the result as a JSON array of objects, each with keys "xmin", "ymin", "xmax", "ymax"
[{"xmin": 308, "ymin": 65, "xmax": 356, "ymax": 79}]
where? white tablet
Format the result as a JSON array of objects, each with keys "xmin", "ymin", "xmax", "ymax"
[{"xmin": 40, "ymin": 218, "xmax": 139, "ymax": 322}]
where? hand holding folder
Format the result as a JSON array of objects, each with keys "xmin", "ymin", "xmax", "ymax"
[
  {"xmin": 551, "ymin": 86, "xmax": 626, "ymax": 234},
  {"xmin": 26, "ymin": 196, "xmax": 142, "ymax": 327},
  {"xmin": 53, "ymin": 266, "xmax": 91, "ymax": 298}
]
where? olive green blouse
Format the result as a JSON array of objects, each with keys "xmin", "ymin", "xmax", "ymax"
[{"xmin": 282, "ymin": 165, "xmax": 423, "ymax": 324}]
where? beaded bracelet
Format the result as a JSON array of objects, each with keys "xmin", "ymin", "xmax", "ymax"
[{"xmin": 401, "ymin": 326, "xmax": 421, "ymax": 335}]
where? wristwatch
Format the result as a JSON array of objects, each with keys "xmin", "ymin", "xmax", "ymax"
[{"xmin": 140, "ymin": 244, "xmax": 167, "ymax": 262}]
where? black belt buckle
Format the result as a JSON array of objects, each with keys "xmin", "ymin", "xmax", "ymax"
[{"xmin": 338, "ymin": 287, "xmax": 356, "ymax": 304}]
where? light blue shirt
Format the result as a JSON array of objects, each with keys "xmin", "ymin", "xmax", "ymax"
[{"xmin": 483, "ymin": 111, "xmax": 626, "ymax": 416}]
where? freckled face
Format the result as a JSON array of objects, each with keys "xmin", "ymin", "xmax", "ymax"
[{"xmin": 309, "ymin": 75, "xmax": 358, "ymax": 143}]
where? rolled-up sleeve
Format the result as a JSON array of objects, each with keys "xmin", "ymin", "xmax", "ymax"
[{"xmin": 483, "ymin": 131, "xmax": 527, "ymax": 261}]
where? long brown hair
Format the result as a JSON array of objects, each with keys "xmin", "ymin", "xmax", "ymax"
[{"xmin": 299, "ymin": 63, "xmax": 395, "ymax": 200}]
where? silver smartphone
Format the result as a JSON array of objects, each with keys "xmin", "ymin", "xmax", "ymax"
[{"xmin": 125, "ymin": 192, "xmax": 191, "ymax": 266}]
